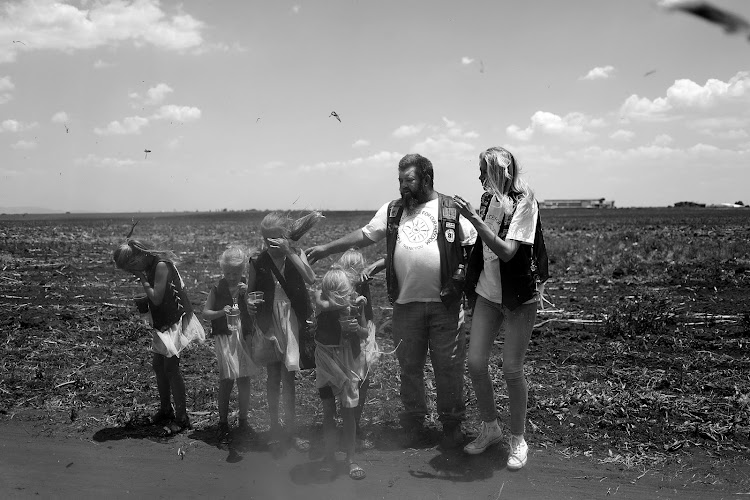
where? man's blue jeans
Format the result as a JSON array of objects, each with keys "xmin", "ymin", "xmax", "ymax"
[{"xmin": 392, "ymin": 300, "xmax": 465, "ymax": 429}]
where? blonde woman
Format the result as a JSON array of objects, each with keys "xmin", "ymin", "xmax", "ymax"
[{"xmin": 453, "ymin": 147, "xmax": 549, "ymax": 470}]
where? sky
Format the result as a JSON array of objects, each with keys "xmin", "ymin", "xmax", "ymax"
[{"xmin": 1, "ymin": 0, "xmax": 749, "ymax": 213}]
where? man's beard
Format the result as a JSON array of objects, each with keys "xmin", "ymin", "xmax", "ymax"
[{"xmin": 401, "ymin": 185, "xmax": 429, "ymax": 211}]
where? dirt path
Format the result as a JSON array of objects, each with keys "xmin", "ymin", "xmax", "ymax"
[{"xmin": 2, "ymin": 416, "xmax": 746, "ymax": 500}]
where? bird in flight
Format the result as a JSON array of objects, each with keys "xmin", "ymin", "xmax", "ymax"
[
  {"xmin": 329, "ymin": 111, "xmax": 341, "ymax": 123},
  {"xmin": 144, "ymin": 149, "xmax": 152, "ymax": 159},
  {"xmin": 64, "ymin": 124, "xmax": 69, "ymax": 133},
  {"xmin": 644, "ymin": 69, "xmax": 657, "ymax": 77},
  {"xmin": 659, "ymin": 1, "xmax": 750, "ymax": 40},
  {"xmin": 12, "ymin": 40, "xmax": 27, "ymax": 45},
  {"xmin": 479, "ymin": 59, "xmax": 485, "ymax": 74}
]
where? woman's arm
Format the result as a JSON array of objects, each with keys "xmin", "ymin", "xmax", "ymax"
[{"xmin": 453, "ymin": 196, "xmax": 520, "ymax": 262}]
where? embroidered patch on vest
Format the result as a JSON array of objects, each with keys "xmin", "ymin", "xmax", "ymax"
[
  {"xmin": 445, "ymin": 228, "xmax": 455, "ymax": 243},
  {"xmin": 389, "ymin": 205, "xmax": 400, "ymax": 219},
  {"xmin": 445, "ymin": 221, "xmax": 456, "ymax": 229},
  {"xmin": 442, "ymin": 207, "xmax": 457, "ymax": 220}
]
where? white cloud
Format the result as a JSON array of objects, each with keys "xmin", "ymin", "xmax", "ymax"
[
  {"xmin": 393, "ymin": 123, "xmax": 425, "ymax": 138},
  {"xmin": 705, "ymin": 129, "xmax": 749, "ymax": 140},
  {"xmin": 0, "ymin": 0, "xmax": 205, "ymax": 64},
  {"xmin": 0, "ymin": 75, "xmax": 13, "ymax": 103},
  {"xmin": 461, "ymin": 57, "xmax": 474, "ymax": 65},
  {"xmin": 94, "ymin": 115, "xmax": 150, "ymax": 135},
  {"xmin": 291, "ymin": 5, "xmax": 301, "ymax": 14},
  {"xmin": 610, "ymin": 129, "xmax": 635, "ymax": 141},
  {"xmin": 153, "ymin": 104, "xmax": 201, "ymax": 122},
  {"xmin": 262, "ymin": 160, "xmax": 285, "ymax": 170},
  {"xmin": 75, "ymin": 153, "xmax": 138, "ymax": 169},
  {"xmin": 94, "ymin": 104, "xmax": 201, "ymax": 135},
  {"xmin": 352, "ymin": 139, "xmax": 370, "ymax": 148},
  {"xmin": 145, "ymin": 83, "xmax": 173, "ymax": 105},
  {"xmin": 1, "ymin": 119, "xmax": 37, "ymax": 132},
  {"xmin": 620, "ymin": 71, "xmax": 750, "ymax": 120},
  {"xmin": 580, "ymin": 65, "xmax": 615, "ymax": 80},
  {"xmin": 507, "ymin": 111, "xmax": 603, "ymax": 141},
  {"xmin": 10, "ymin": 139, "xmax": 36, "ymax": 150},
  {"xmin": 412, "ymin": 135, "xmax": 474, "ymax": 157},
  {"xmin": 299, "ymin": 151, "xmax": 402, "ymax": 172},
  {"xmin": 93, "ymin": 59, "xmax": 115, "ymax": 69},
  {"xmin": 653, "ymin": 134, "xmax": 674, "ymax": 146},
  {"xmin": 51, "ymin": 111, "xmax": 69, "ymax": 123}
]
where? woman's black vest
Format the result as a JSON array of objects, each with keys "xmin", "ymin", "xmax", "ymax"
[{"xmin": 465, "ymin": 192, "xmax": 549, "ymax": 311}]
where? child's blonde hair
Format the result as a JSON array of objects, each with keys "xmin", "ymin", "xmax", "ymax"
[
  {"xmin": 260, "ymin": 210, "xmax": 324, "ymax": 241},
  {"xmin": 113, "ymin": 239, "xmax": 178, "ymax": 270},
  {"xmin": 219, "ymin": 246, "xmax": 246, "ymax": 271},
  {"xmin": 320, "ymin": 268, "xmax": 354, "ymax": 308},
  {"xmin": 336, "ymin": 249, "xmax": 366, "ymax": 277}
]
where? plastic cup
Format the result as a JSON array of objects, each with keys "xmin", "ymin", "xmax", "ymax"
[
  {"xmin": 226, "ymin": 308, "xmax": 240, "ymax": 332},
  {"xmin": 246, "ymin": 291, "xmax": 265, "ymax": 314},
  {"xmin": 134, "ymin": 295, "xmax": 149, "ymax": 314}
]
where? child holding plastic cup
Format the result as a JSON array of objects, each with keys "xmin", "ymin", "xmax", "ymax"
[
  {"xmin": 313, "ymin": 268, "xmax": 369, "ymax": 480},
  {"xmin": 202, "ymin": 246, "xmax": 258, "ymax": 443},
  {"xmin": 113, "ymin": 238, "xmax": 205, "ymax": 434}
]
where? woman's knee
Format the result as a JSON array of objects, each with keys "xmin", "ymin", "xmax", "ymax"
[{"xmin": 467, "ymin": 356, "xmax": 489, "ymax": 379}]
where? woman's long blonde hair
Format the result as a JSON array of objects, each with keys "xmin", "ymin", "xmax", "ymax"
[{"xmin": 480, "ymin": 146, "xmax": 534, "ymax": 216}]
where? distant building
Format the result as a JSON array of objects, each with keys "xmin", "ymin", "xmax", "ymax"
[{"xmin": 539, "ymin": 198, "xmax": 615, "ymax": 209}]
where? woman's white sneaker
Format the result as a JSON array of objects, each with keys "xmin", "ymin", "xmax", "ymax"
[
  {"xmin": 507, "ymin": 435, "xmax": 528, "ymax": 470},
  {"xmin": 463, "ymin": 421, "xmax": 503, "ymax": 455}
]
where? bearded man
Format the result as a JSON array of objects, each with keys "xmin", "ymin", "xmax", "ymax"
[{"xmin": 305, "ymin": 153, "xmax": 477, "ymax": 449}]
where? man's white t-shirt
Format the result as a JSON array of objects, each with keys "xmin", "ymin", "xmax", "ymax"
[
  {"xmin": 362, "ymin": 198, "xmax": 477, "ymax": 304},
  {"xmin": 476, "ymin": 195, "xmax": 538, "ymax": 304}
]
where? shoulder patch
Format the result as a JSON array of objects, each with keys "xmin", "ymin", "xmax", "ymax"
[
  {"xmin": 445, "ymin": 228, "xmax": 455, "ymax": 243},
  {"xmin": 442, "ymin": 207, "xmax": 457, "ymax": 220}
]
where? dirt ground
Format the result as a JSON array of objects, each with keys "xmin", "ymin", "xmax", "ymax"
[
  {"xmin": 2, "ymin": 409, "xmax": 749, "ymax": 500},
  {"xmin": 2, "ymin": 209, "xmax": 749, "ymax": 499}
]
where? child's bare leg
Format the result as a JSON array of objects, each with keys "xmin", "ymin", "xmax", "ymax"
[
  {"xmin": 164, "ymin": 355, "xmax": 187, "ymax": 422},
  {"xmin": 152, "ymin": 354, "xmax": 171, "ymax": 413},
  {"xmin": 266, "ymin": 362, "xmax": 282, "ymax": 428},
  {"xmin": 320, "ymin": 390, "xmax": 337, "ymax": 462},
  {"xmin": 237, "ymin": 376, "xmax": 251, "ymax": 422},
  {"xmin": 342, "ymin": 407, "xmax": 356, "ymax": 460},
  {"xmin": 281, "ymin": 368, "xmax": 296, "ymax": 432},
  {"xmin": 218, "ymin": 378, "xmax": 234, "ymax": 424}
]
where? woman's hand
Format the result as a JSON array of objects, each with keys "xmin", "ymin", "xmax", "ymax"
[
  {"xmin": 222, "ymin": 305, "xmax": 232, "ymax": 315},
  {"xmin": 453, "ymin": 195, "xmax": 477, "ymax": 220},
  {"xmin": 238, "ymin": 282, "xmax": 248, "ymax": 294}
]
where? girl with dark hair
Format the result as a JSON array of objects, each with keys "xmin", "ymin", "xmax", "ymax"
[{"xmin": 113, "ymin": 239, "xmax": 205, "ymax": 434}]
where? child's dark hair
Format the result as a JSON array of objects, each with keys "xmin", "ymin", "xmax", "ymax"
[{"xmin": 113, "ymin": 239, "xmax": 178, "ymax": 270}]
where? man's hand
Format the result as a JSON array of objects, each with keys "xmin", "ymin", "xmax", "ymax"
[{"xmin": 304, "ymin": 245, "xmax": 328, "ymax": 266}]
